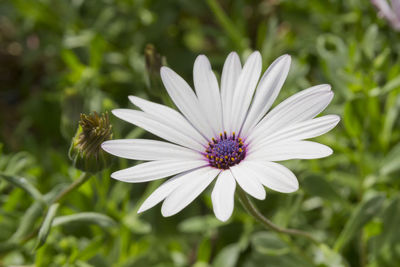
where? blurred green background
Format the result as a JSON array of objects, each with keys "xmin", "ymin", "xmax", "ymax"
[{"xmin": 1, "ymin": 0, "xmax": 400, "ymax": 266}]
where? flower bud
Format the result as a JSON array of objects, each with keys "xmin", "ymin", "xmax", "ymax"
[{"xmin": 69, "ymin": 112, "xmax": 112, "ymax": 173}]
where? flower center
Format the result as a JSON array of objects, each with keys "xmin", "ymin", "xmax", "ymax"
[{"xmin": 205, "ymin": 132, "xmax": 246, "ymax": 169}]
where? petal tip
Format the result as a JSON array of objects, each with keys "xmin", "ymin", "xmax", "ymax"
[
  {"xmin": 216, "ymin": 215, "xmax": 230, "ymax": 222},
  {"xmin": 160, "ymin": 207, "xmax": 173, "ymax": 217},
  {"xmin": 100, "ymin": 141, "xmax": 111, "ymax": 151},
  {"xmin": 137, "ymin": 206, "xmax": 146, "ymax": 214},
  {"xmin": 160, "ymin": 66, "xmax": 172, "ymax": 78},
  {"xmin": 111, "ymin": 109, "xmax": 123, "ymax": 117},
  {"xmin": 128, "ymin": 95, "xmax": 138, "ymax": 104},
  {"xmin": 281, "ymin": 54, "xmax": 292, "ymax": 61}
]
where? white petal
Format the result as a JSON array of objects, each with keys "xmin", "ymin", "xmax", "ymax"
[
  {"xmin": 112, "ymin": 109, "xmax": 204, "ymax": 151},
  {"xmin": 193, "ymin": 55, "xmax": 223, "ymax": 135},
  {"xmin": 241, "ymin": 55, "xmax": 291, "ymax": 137},
  {"xmin": 102, "ymin": 139, "xmax": 203, "ymax": 161},
  {"xmin": 161, "ymin": 167, "xmax": 220, "ymax": 217},
  {"xmin": 242, "ymin": 161, "xmax": 299, "ymax": 193},
  {"xmin": 230, "ymin": 163, "xmax": 266, "ymax": 200},
  {"xmin": 247, "ymin": 141, "xmax": 333, "ymax": 161},
  {"xmin": 137, "ymin": 171, "xmax": 192, "ymax": 213},
  {"xmin": 111, "ymin": 160, "xmax": 207, "ymax": 183},
  {"xmin": 221, "ymin": 52, "xmax": 242, "ymax": 132},
  {"xmin": 129, "ymin": 96, "xmax": 207, "ymax": 144},
  {"xmin": 258, "ymin": 115, "xmax": 340, "ymax": 146},
  {"xmin": 160, "ymin": 67, "xmax": 214, "ymax": 138},
  {"xmin": 211, "ymin": 170, "xmax": 236, "ymax": 222},
  {"xmin": 249, "ymin": 85, "xmax": 333, "ymax": 145},
  {"xmin": 230, "ymin": 51, "xmax": 262, "ymax": 133}
]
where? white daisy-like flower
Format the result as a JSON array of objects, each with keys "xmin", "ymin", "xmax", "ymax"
[{"xmin": 101, "ymin": 51, "xmax": 340, "ymax": 222}]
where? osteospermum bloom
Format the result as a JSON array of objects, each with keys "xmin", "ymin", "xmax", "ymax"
[{"xmin": 102, "ymin": 51, "xmax": 339, "ymax": 222}]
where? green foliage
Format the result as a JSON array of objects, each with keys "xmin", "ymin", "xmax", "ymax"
[{"xmin": 1, "ymin": 0, "xmax": 400, "ymax": 266}]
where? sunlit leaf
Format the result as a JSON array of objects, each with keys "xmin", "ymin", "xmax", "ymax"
[{"xmin": 53, "ymin": 212, "xmax": 116, "ymax": 228}]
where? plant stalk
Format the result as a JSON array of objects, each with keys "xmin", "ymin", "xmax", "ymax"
[
  {"xmin": 236, "ymin": 187, "xmax": 320, "ymax": 245},
  {"xmin": 52, "ymin": 172, "xmax": 92, "ymax": 204}
]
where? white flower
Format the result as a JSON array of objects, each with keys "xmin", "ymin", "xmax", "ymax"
[
  {"xmin": 101, "ymin": 51, "xmax": 340, "ymax": 222},
  {"xmin": 372, "ymin": 0, "xmax": 400, "ymax": 30}
]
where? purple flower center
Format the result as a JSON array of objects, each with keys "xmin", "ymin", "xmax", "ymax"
[{"xmin": 205, "ymin": 132, "xmax": 246, "ymax": 169}]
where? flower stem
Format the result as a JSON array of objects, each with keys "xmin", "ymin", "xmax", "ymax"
[
  {"xmin": 52, "ymin": 172, "xmax": 92, "ymax": 204},
  {"xmin": 236, "ymin": 187, "xmax": 320, "ymax": 245}
]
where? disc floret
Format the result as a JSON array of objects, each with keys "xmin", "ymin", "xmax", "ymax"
[{"xmin": 205, "ymin": 131, "xmax": 246, "ymax": 169}]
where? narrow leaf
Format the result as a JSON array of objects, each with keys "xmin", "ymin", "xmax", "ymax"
[
  {"xmin": 10, "ymin": 201, "xmax": 45, "ymax": 242},
  {"xmin": 0, "ymin": 173, "xmax": 43, "ymax": 202},
  {"xmin": 381, "ymin": 143, "xmax": 400, "ymax": 175},
  {"xmin": 36, "ymin": 203, "xmax": 60, "ymax": 249},
  {"xmin": 178, "ymin": 215, "xmax": 223, "ymax": 233},
  {"xmin": 376, "ymin": 197, "xmax": 400, "ymax": 248},
  {"xmin": 52, "ymin": 212, "xmax": 116, "ymax": 228}
]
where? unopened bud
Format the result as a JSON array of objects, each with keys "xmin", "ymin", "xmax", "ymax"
[{"xmin": 69, "ymin": 112, "xmax": 112, "ymax": 173}]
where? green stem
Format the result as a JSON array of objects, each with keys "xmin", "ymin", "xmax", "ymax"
[
  {"xmin": 52, "ymin": 172, "xmax": 92, "ymax": 204},
  {"xmin": 236, "ymin": 187, "xmax": 320, "ymax": 245}
]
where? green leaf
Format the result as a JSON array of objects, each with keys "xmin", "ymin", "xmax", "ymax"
[
  {"xmin": 10, "ymin": 201, "xmax": 45, "ymax": 242},
  {"xmin": 334, "ymin": 194, "xmax": 385, "ymax": 251},
  {"xmin": 343, "ymin": 100, "xmax": 363, "ymax": 138},
  {"xmin": 362, "ymin": 24, "xmax": 379, "ymax": 59},
  {"xmin": 36, "ymin": 203, "xmax": 60, "ymax": 249},
  {"xmin": 123, "ymin": 215, "xmax": 151, "ymax": 234},
  {"xmin": 376, "ymin": 197, "xmax": 400, "ymax": 248},
  {"xmin": 0, "ymin": 173, "xmax": 43, "ymax": 202},
  {"xmin": 178, "ymin": 215, "xmax": 223, "ymax": 233},
  {"xmin": 197, "ymin": 237, "xmax": 212, "ymax": 263},
  {"xmin": 52, "ymin": 212, "xmax": 116, "ymax": 228},
  {"xmin": 380, "ymin": 143, "xmax": 400, "ymax": 175},
  {"xmin": 313, "ymin": 244, "xmax": 347, "ymax": 267},
  {"xmin": 251, "ymin": 232, "xmax": 290, "ymax": 256},
  {"xmin": 212, "ymin": 243, "xmax": 241, "ymax": 267},
  {"xmin": 10, "ymin": 184, "xmax": 65, "ymax": 243}
]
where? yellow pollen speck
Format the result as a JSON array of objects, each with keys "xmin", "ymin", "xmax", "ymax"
[
  {"xmin": 238, "ymin": 148, "xmax": 243, "ymax": 152},
  {"xmin": 224, "ymin": 155, "xmax": 228, "ymax": 159},
  {"xmin": 231, "ymin": 157, "xmax": 235, "ymax": 161}
]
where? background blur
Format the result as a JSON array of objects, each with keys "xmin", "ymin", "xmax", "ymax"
[{"xmin": 1, "ymin": 0, "xmax": 400, "ymax": 266}]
